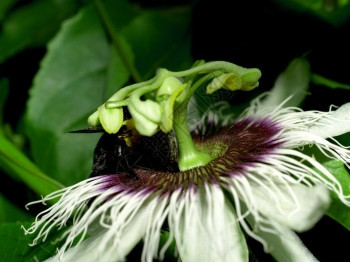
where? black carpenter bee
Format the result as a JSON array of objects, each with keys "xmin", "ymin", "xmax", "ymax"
[
  {"xmin": 89, "ymin": 124, "xmax": 139, "ymax": 177},
  {"xmin": 90, "ymin": 127, "xmax": 179, "ymax": 177},
  {"xmin": 71, "ymin": 119, "xmax": 179, "ymax": 177}
]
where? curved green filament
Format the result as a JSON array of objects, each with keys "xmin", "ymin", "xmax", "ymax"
[{"xmin": 106, "ymin": 100, "xmax": 129, "ymax": 108}]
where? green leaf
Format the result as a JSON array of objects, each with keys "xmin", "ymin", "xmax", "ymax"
[
  {"xmin": 0, "ymin": 194, "xmax": 33, "ymax": 223},
  {"xmin": 26, "ymin": 0, "xmax": 193, "ymax": 185},
  {"xmin": 0, "ymin": 0, "xmax": 17, "ymax": 21},
  {"xmin": 105, "ymin": 45, "xmax": 130, "ymax": 98},
  {"xmin": 0, "ymin": 0, "xmax": 78, "ymax": 63},
  {"xmin": 159, "ymin": 230, "xmax": 177, "ymax": 261},
  {"xmin": 98, "ymin": 0, "xmax": 193, "ymax": 81},
  {"xmin": 0, "ymin": 222, "xmax": 67, "ymax": 262},
  {"xmin": 93, "ymin": 0, "xmax": 141, "ymax": 81},
  {"xmin": 337, "ymin": 132, "xmax": 350, "ymax": 148},
  {"xmin": 25, "ymin": 4, "xmax": 130, "ymax": 185},
  {"xmin": 323, "ymin": 160, "xmax": 350, "ymax": 230},
  {"xmin": 273, "ymin": 0, "xmax": 350, "ymax": 26},
  {"xmin": 120, "ymin": 8, "xmax": 193, "ymax": 80},
  {"xmin": 0, "ymin": 78, "xmax": 9, "ymax": 125},
  {"xmin": 0, "ymin": 134, "xmax": 63, "ymax": 196}
]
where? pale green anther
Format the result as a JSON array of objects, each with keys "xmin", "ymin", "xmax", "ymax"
[
  {"xmin": 97, "ymin": 105, "xmax": 123, "ymax": 134},
  {"xmin": 133, "ymin": 99, "xmax": 161, "ymax": 123},
  {"xmin": 87, "ymin": 111, "xmax": 100, "ymax": 127},
  {"xmin": 127, "ymin": 78, "xmax": 165, "ymax": 136},
  {"xmin": 128, "ymin": 99, "xmax": 162, "ymax": 136},
  {"xmin": 206, "ymin": 69, "xmax": 261, "ymax": 94},
  {"xmin": 157, "ymin": 76, "xmax": 183, "ymax": 97},
  {"xmin": 128, "ymin": 102, "xmax": 159, "ymax": 136},
  {"xmin": 241, "ymin": 69, "xmax": 262, "ymax": 91},
  {"xmin": 206, "ymin": 72, "xmax": 242, "ymax": 94}
]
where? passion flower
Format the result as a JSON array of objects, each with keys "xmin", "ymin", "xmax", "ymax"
[{"xmin": 24, "ymin": 60, "xmax": 350, "ymax": 262}]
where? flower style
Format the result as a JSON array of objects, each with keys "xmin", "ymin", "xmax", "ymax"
[{"xmin": 24, "ymin": 60, "xmax": 350, "ymax": 262}]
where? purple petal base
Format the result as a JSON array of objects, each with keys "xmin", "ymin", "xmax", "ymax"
[{"xmin": 98, "ymin": 117, "xmax": 283, "ymax": 195}]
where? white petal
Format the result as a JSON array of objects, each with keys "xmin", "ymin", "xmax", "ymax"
[
  {"xmin": 45, "ymin": 204, "xmax": 150, "ymax": 262},
  {"xmin": 249, "ymin": 218, "xmax": 318, "ymax": 262},
  {"xmin": 309, "ymin": 103, "xmax": 350, "ymax": 138},
  {"xmin": 44, "ymin": 230, "xmax": 108, "ymax": 262},
  {"xmin": 252, "ymin": 183, "xmax": 330, "ymax": 232},
  {"xmin": 170, "ymin": 185, "xmax": 248, "ymax": 262},
  {"xmin": 260, "ymin": 58, "xmax": 310, "ymax": 108}
]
